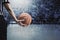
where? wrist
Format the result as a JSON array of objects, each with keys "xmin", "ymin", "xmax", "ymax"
[{"xmin": 14, "ymin": 18, "xmax": 18, "ymax": 22}]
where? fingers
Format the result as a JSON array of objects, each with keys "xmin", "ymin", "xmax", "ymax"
[
  {"xmin": 16, "ymin": 19, "xmax": 27, "ymax": 26},
  {"xmin": 19, "ymin": 19, "xmax": 25, "ymax": 22},
  {"xmin": 16, "ymin": 19, "xmax": 25, "ymax": 23},
  {"xmin": 19, "ymin": 22, "xmax": 26, "ymax": 26},
  {"xmin": 16, "ymin": 18, "xmax": 30, "ymax": 27}
]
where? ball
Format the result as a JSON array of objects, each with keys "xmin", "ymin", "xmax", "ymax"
[{"xmin": 18, "ymin": 13, "xmax": 32, "ymax": 26}]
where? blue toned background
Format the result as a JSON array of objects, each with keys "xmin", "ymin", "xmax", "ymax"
[
  {"xmin": 3, "ymin": 0, "xmax": 60, "ymax": 24},
  {"xmin": 0, "ymin": 0, "xmax": 60, "ymax": 40},
  {"xmin": 7, "ymin": 24, "xmax": 60, "ymax": 40}
]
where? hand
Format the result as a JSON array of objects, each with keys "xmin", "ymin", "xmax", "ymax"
[
  {"xmin": 15, "ymin": 19, "xmax": 27, "ymax": 26},
  {"xmin": 15, "ymin": 19, "xmax": 24, "ymax": 23}
]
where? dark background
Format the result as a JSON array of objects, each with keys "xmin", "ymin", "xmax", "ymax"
[{"xmin": 0, "ymin": 0, "xmax": 60, "ymax": 24}]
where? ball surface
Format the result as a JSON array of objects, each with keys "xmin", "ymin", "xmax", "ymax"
[{"xmin": 18, "ymin": 13, "xmax": 32, "ymax": 26}]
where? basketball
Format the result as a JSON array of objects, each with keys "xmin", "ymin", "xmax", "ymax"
[{"xmin": 18, "ymin": 13, "xmax": 32, "ymax": 26}]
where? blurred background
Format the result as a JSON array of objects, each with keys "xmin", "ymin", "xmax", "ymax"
[
  {"xmin": 0, "ymin": 0, "xmax": 60, "ymax": 40},
  {"xmin": 1, "ymin": 0, "xmax": 60, "ymax": 24}
]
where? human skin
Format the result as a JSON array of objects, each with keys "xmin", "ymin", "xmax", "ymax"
[
  {"xmin": 3, "ymin": 2, "xmax": 23, "ymax": 24},
  {"xmin": 3, "ymin": 2, "xmax": 32, "ymax": 26},
  {"xmin": 18, "ymin": 13, "xmax": 32, "ymax": 26}
]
